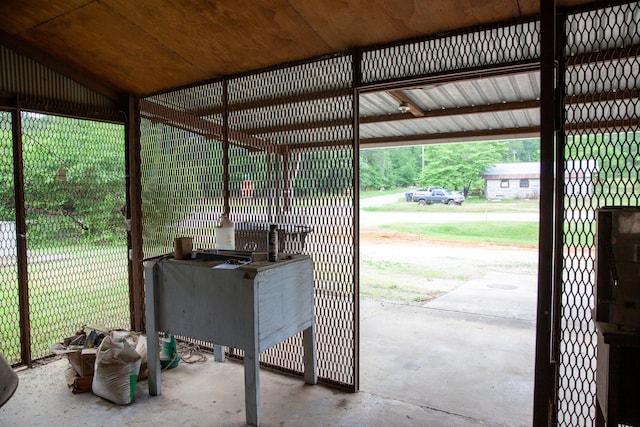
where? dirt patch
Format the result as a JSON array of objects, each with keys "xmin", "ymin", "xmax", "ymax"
[
  {"xmin": 360, "ymin": 227, "xmax": 537, "ymax": 251},
  {"xmin": 359, "ymin": 225, "xmax": 539, "ymax": 306}
]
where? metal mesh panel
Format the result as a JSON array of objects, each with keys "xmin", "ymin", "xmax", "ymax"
[
  {"xmin": 140, "ymin": 82, "xmax": 225, "ymax": 256},
  {"xmin": 559, "ymin": 2, "xmax": 640, "ymax": 425},
  {"xmin": 0, "ymin": 45, "xmax": 124, "ymax": 122},
  {"xmin": 361, "ymin": 20, "xmax": 540, "ymax": 83},
  {"xmin": 140, "ymin": 55, "xmax": 357, "ymax": 388},
  {"xmin": 0, "ymin": 111, "xmax": 21, "ymax": 364},
  {"xmin": 19, "ymin": 113, "xmax": 129, "ymax": 360},
  {"xmin": 230, "ymin": 57, "xmax": 355, "ymax": 385}
]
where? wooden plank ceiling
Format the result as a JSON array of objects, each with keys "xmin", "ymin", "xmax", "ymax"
[{"xmin": 0, "ymin": 0, "xmax": 598, "ymax": 97}]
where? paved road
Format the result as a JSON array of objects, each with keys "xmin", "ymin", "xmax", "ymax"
[{"xmin": 359, "ymin": 192, "xmax": 409, "ymax": 208}]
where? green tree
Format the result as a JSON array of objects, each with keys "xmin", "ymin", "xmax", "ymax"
[
  {"xmin": 359, "ymin": 146, "xmax": 421, "ymax": 190},
  {"xmin": 418, "ymin": 142, "xmax": 507, "ymax": 194},
  {"xmin": 566, "ymin": 131, "xmax": 640, "ymax": 203},
  {"xmin": 358, "ymin": 140, "xmax": 538, "ymax": 192},
  {"xmin": 16, "ymin": 114, "xmax": 125, "ymax": 245},
  {"xmin": 0, "ymin": 112, "xmax": 13, "ymax": 220},
  {"xmin": 505, "ymin": 139, "xmax": 540, "ymax": 162}
]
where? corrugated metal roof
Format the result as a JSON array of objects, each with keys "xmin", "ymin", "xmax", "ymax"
[
  {"xmin": 482, "ymin": 160, "xmax": 599, "ymax": 179},
  {"xmin": 359, "ymin": 71, "xmax": 542, "ymax": 146},
  {"xmin": 482, "ymin": 162, "xmax": 540, "ymax": 178},
  {"xmin": 0, "ymin": 45, "xmax": 124, "ymax": 121}
]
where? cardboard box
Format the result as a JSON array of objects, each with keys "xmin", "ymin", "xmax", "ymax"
[
  {"xmin": 174, "ymin": 237, "xmax": 193, "ymax": 260},
  {"xmin": 66, "ymin": 348, "xmax": 97, "ymax": 377},
  {"xmin": 64, "ymin": 365, "xmax": 92, "ymax": 394}
]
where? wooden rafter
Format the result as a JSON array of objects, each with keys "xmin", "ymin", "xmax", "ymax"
[
  {"xmin": 139, "ymin": 98, "xmax": 278, "ymax": 153},
  {"xmin": 387, "ymin": 89, "xmax": 425, "ymax": 117}
]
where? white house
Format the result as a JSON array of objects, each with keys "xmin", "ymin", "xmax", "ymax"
[{"xmin": 481, "ymin": 160, "xmax": 598, "ymax": 200}]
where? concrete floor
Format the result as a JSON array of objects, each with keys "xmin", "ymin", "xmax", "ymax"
[{"xmin": 0, "ymin": 291, "xmax": 535, "ymax": 427}]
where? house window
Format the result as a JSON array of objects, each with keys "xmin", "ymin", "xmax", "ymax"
[
  {"xmin": 520, "ymin": 179, "xmax": 529, "ymax": 188},
  {"xmin": 500, "ymin": 179, "xmax": 509, "ymax": 188}
]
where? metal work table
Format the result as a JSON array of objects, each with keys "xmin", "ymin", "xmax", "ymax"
[{"xmin": 144, "ymin": 253, "xmax": 316, "ymax": 426}]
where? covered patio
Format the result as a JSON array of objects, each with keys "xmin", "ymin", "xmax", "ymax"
[{"xmin": 1, "ymin": 1, "xmax": 639, "ymax": 425}]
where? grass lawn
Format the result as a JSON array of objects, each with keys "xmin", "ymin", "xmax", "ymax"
[
  {"xmin": 0, "ymin": 245, "xmax": 130, "ymax": 361},
  {"xmin": 358, "ymin": 194, "xmax": 542, "ymax": 304},
  {"xmin": 363, "ymin": 195, "xmax": 540, "ymax": 213},
  {"xmin": 381, "ymin": 221, "xmax": 540, "ymax": 246},
  {"xmin": 359, "ymin": 259, "xmax": 471, "ymax": 303},
  {"xmin": 360, "ymin": 187, "xmax": 414, "ymax": 199}
]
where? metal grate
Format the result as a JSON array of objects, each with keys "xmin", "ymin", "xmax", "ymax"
[
  {"xmin": 559, "ymin": 2, "xmax": 640, "ymax": 425},
  {"xmin": 361, "ymin": 19, "xmax": 540, "ymax": 84},
  {"xmin": 140, "ymin": 55, "xmax": 357, "ymax": 388},
  {"xmin": 18, "ymin": 113, "xmax": 129, "ymax": 360},
  {"xmin": 140, "ymin": 83, "xmax": 224, "ymax": 255},
  {"xmin": 0, "ymin": 111, "xmax": 20, "ymax": 364}
]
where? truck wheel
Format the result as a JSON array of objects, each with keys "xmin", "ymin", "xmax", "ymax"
[
  {"xmin": 447, "ymin": 199, "xmax": 455, "ymax": 206},
  {"xmin": 418, "ymin": 200, "xmax": 426, "ymax": 206}
]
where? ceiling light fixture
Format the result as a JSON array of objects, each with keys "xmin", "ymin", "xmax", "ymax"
[{"xmin": 398, "ymin": 101, "xmax": 410, "ymax": 114}]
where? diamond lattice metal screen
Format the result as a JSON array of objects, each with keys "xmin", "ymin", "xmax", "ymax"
[
  {"xmin": 559, "ymin": 2, "xmax": 640, "ymax": 425},
  {"xmin": 140, "ymin": 82, "xmax": 225, "ymax": 255},
  {"xmin": 140, "ymin": 54, "xmax": 357, "ymax": 388},
  {"xmin": 0, "ymin": 111, "xmax": 20, "ymax": 364},
  {"xmin": 361, "ymin": 19, "xmax": 540, "ymax": 84},
  {"xmin": 18, "ymin": 113, "xmax": 129, "ymax": 361}
]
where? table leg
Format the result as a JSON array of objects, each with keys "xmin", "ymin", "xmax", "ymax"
[
  {"xmin": 595, "ymin": 394, "xmax": 605, "ymax": 427},
  {"xmin": 213, "ymin": 344, "xmax": 225, "ymax": 362},
  {"xmin": 303, "ymin": 324, "xmax": 317, "ymax": 385},
  {"xmin": 244, "ymin": 351, "xmax": 260, "ymax": 426},
  {"xmin": 144, "ymin": 261, "xmax": 161, "ymax": 396}
]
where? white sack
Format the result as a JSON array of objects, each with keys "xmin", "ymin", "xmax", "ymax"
[{"xmin": 92, "ymin": 333, "xmax": 142, "ymax": 405}]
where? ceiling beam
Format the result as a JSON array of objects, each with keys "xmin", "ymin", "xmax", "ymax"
[
  {"xmin": 187, "ymin": 87, "xmax": 353, "ymax": 117},
  {"xmin": 566, "ymin": 43, "xmax": 640, "ymax": 67},
  {"xmin": 360, "ymin": 116, "xmax": 640, "ymax": 148},
  {"xmin": 243, "ymin": 99, "xmax": 540, "ymax": 135},
  {"xmin": 362, "ymin": 99, "xmax": 540, "ymax": 124},
  {"xmin": 140, "ymin": 99, "xmax": 280, "ymax": 153},
  {"xmin": 360, "ymin": 126, "xmax": 540, "ymax": 147},
  {"xmin": 357, "ymin": 61, "xmax": 541, "ymax": 93},
  {"xmin": 565, "ymin": 117, "xmax": 640, "ymax": 133},
  {"xmin": 387, "ymin": 90, "xmax": 425, "ymax": 117},
  {"xmin": 565, "ymin": 88, "xmax": 639, "ymax": 105},
  {"xmin": 0, "ymin": 91, "xmax": 16, "ymax": 109}
]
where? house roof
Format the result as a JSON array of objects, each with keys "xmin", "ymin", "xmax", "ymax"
[
  {"xmin": 482, "ymin": 160, "xmax": 599, "ymax": 179},
  {"xmin": 482, "ymin": 162, "xmax": 541, "ymax": 179}
]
